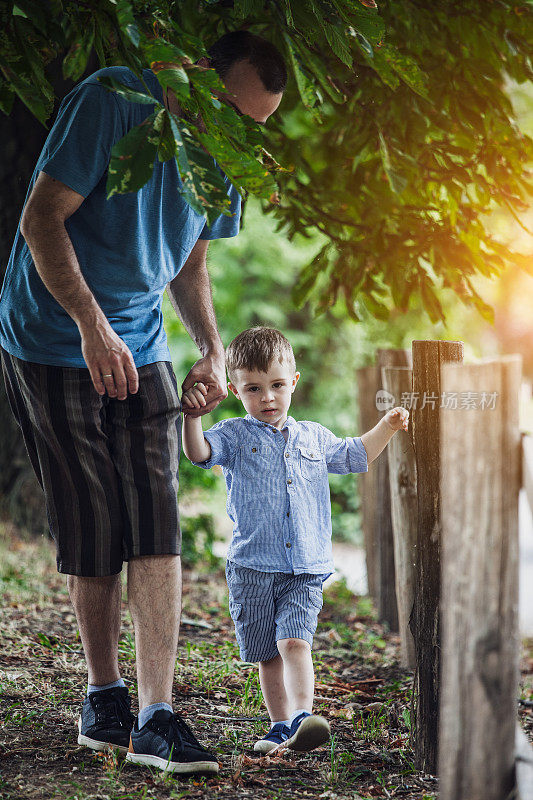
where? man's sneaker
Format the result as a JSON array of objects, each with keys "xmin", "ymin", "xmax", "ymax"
[
  {"xmin": 253, "ymin": 722, "xmax": 290, "ymax": 754},
  {"xmin": 126, "ymin": 709, "xmax": 219, "ymax": 775},
  {"xmin": 78, "ymin": 686, "xmax": 135, "ymax": 754},
  {"xmin": 284, "ymin": 712, "xmax": 331, "ymax": 752}
]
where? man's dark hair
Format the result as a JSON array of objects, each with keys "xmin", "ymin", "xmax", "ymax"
[{"xmin": 208, "ymin": 30, "xmax": 287, "ymax": 93}]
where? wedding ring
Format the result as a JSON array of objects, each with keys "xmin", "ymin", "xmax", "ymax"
[{"xmin": 103, "ymin": 374, "xmax": 113, "ymax": 378}]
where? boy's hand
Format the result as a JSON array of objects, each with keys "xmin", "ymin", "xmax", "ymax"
[
  {"xmin": 384, "ymin": 406, "xmax": 409, "ymax": 432},
  {"xmin": 182, "ymin": 382, "xmax": 209, "ymax": 415},
  {"xmin": 181, "ymin": 352, "xmax": 227, "ymax": 417}
]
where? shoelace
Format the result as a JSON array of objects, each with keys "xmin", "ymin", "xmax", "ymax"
[
  {"xmin": 156, "ymin": 713, "xmax": 208, "ymax": 754},
  {"xmin": 90, "ymin": 689, "xmax": 134, "ymax": 729}
]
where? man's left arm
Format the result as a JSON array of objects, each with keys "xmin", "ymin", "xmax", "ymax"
[{"xmin": 167, "ymin": 238, "xmax": 227, "ymax": 417}]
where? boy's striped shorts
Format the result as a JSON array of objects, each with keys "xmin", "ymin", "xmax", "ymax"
[
  {"xmin": 1, "ymin": 348, "xmax": 182, "ymax": 577},
  {"xmin": 225, "ymin": 560, "xmax": 328, "ymax": 662}
]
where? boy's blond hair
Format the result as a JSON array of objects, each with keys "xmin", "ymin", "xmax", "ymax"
[{"xmin": 226, "ymin": 327, "xmax": 296, "ymax": 383}]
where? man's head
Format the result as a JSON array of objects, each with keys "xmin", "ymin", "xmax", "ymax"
[
  {"xmin": 226, "ymin": 327, "xmax": 299, "ymax": 429},
  {"xmin": 202, "ymin": 30, "xmax": 287, "ymax": 124}
]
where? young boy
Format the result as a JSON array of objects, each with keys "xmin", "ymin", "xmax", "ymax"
[{"xmin": 182, "ymin": 327, "xmax": 409, "ymax": 755}]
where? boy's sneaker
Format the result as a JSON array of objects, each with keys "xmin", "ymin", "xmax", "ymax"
[
  {"xmin": 78, "ymin": 686, "xmax": 135, "ymax": 754},
  {"xmin": 253, "ymin": 721, "xmax": 290, "ymax": 754},
  {"xmin": 126, "ymin": 709, "xmax": 219, "ymax": 775},
  {"xmin": 284, "ymin": 712, "xmax": 331, "ymax": 752}
]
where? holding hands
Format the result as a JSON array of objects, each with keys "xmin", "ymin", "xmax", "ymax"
[
  {"xmin": 384, "ymin": 406, "xmax": 409, "ymax": 432},
  {"xmin": 182, "ymin": 380, "xmax": 210, "ymax": 415},
  {"xmin": 181, "ymin": 351, "xmax": 227, "ymax": 417}
]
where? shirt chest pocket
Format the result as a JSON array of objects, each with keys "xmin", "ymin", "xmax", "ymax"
[
  {"xmin": 239, "ymin": 445, "xmax": 271, "ymax": 479},
  {"xmin": 298, "ymin": 447, "xmax": 326, "ymax": 483}
]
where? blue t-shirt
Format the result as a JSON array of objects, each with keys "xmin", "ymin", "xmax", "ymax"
[{"xmin": 0, "ymin": 66, "xmax": 241, "ymax": 367}]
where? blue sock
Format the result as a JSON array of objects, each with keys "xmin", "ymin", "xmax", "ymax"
[
  {"xmin": 87, "ymin": 678, "xmax": 125, "ymax": 696},
  {"xmin": 138, "ymin": 702, "xmax": 173, "ymax": 729}
]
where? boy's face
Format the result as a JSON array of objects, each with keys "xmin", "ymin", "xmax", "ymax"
[{"xmin": 228, "ymin": 359, "xmax": 300, "ymax": 430}]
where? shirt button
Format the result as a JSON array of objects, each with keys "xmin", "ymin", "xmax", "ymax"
[
  {"xmin": 286, "ymin": 511, "xmax": 290, "ymax": 517},
  {"xmin": 286, "ymin": 542, "xmax": 291, "ymax": 548},
  {"xmin": 252, "ymin": 447, "xmax": 257, "ymax": 452},
  {"xmin": 285, "ymin": 452, "xmax": 289, "ymax": 458},
  {"xmin": 287, "ymin": 479, "xmax": 292, "ymax": 485}
]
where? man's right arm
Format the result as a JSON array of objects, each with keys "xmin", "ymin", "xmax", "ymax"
[{"xmin": 21, "ymin": 171, "xmax": 138, "ymax": 400}]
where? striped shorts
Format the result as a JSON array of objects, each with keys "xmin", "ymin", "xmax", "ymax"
[
  {"xmin": 225, "ymin": 561, "xmax": 327, "ymax": 662},
  {"xmin": 1, "ymin": 348, "xmax": 181, "ymax": 577}
]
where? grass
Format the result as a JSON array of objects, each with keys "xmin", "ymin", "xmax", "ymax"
[{"xmin": 3, "ymin": 520, "xmax": 527, "ymax": 800}]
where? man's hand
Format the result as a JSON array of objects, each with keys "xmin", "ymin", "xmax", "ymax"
[
  {"xmin": 80, "ymin": 318, "xmax": 139, "ymax": 400},
  {"xmin": 181, "ymin": 351, "xmax": 227, "ymax": 417}
]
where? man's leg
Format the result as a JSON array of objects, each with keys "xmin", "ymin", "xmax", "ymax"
[
  {"xmin": 67, "ymin": 574, "xmax": 122, "ymax": 685},
  {"xmin": 127, "ymin": 554, "xmax": 181, "ymax": 709}
]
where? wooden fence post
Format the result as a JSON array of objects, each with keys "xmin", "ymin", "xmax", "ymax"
[
  {"xmin": 373, "ymin": 349, "xmax": 411, "ymax": 632},
  {"xmin": 381, "ymin": 365, "xmax": 417, "ymax": 668},
  {"xmin": 357, "ymin": 365, "xmax": 380, "ymax": 603},
  {"xmin": 357, "ymin": 349, "xmax": 410, "ymax": 630},
  {"xmin": 410, "ymin": 340, "xmax": 464, "ymax": 773},
  {"xmin": 438, "ymin": 356, "xmax": 521, "ymax": 800}
]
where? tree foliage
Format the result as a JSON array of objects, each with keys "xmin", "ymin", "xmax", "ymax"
[{"xmin": 1, "ymin": 0, "xmax": 532, "ymax": 322}]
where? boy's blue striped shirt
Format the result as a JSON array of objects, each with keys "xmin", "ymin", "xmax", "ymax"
[{"xmin": 192, "ymin": 414, "xmax": 368, "ymax": 574}]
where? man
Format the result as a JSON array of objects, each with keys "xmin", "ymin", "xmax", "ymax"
[{"xmin": 0, "ymin": 30, "xmax": 286, "ymax": 775}]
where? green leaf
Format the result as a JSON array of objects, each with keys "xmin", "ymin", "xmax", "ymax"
[
  {"xmin": 0, "ymin": 82, "xmax": 15, "ymax": 115},
  {"xmin": 378, "ymin": 131, "xmax": 407, "ymax": 194},
  {"xmin": 381, "ymin": 44, "xmax": 429, "ymax": 99},
  {"xmin": 301, "ymin": 48, "xmax": 346, "ymax": 102},
  {"xmin": 324, "ymin": 24, "xmax": 353, "ymax": 67},
  {"xmin": 198, "ymin": 124, "xmax": 276, "ymax": 198},
  {"xmin": 420, "ymin": 279, "xmax": 445, "ymax": 324},
  {"xmin": 352, "ymin": 30, "xmax": 373, "ymax": 58},
  {"xmin": 283, "ymin": 34, "xmax": 321, "ymax": 119},
  {"xmin": 362, "ymin": 291, "xmax": 390, "ymax": 321},
  {"xmin": 187, "ymin": 64, "xmax": 228, "ymax": 96},
  {"xmin": 12, "ymin": 0, "xmax": 48, "ymax": 34},
  {"xmin": 97, "ymin": 75, "xmax": 158, "ymax": 105},
  {"xmin": 168, "ymin": 115, "xmax": 234, "ymax": 224},
  {"xmin": 153, "ymin": 66, "xmax": 190, "ymax": 104},
  {"xmin": 464, "ymin": 277, "xmax": 495, "ymax": 324},
  {"xmin": 0, "ymin": 65, "xmax": 51, "ymax": 125},
  {"xmin": 141, "ymin": 39, "xmax": 190, "ymax": 70},
  {"xmin": 155, "ymin": 109, "xmax": 175, "ymax": 162},
  {"xmin": 106, "ymin": 113, "xmax": 159, "ymax": 198},
  {"xmin": 233, "ymin": 0, "xmax": 264, "ymax": 18},
  {"xmin": 292, "ymin": 243, "xmax": 331, "ymax": 307},
  {"xmin": 63, "ymin": 21, "xmax": 95, "ymax": 81},
  {"xmin": 13, "ymin": 16, "xmax": 49, "ymax": 89},
  {"xmin": 110, "ymin": 0, "xmax": 140, "ymax": 47}
]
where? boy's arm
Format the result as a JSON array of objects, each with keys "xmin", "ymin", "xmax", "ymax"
[
  {"xmin": 182, "ymin": 415, "xmax": 212, "ymax": 463},
  {"xmin": 360, "ymin": 407, "xmax": 409, "ymax": 464}
]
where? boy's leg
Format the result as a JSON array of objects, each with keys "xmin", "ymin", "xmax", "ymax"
[
  {"xmin": 271, "ymin": 574, "xmax": 331, "ymax": 752},
  {"xmin": 275, "ymin": 638, "xmax": 314, "ymax": 715},
  {"xmin": 258, "ymin": 653, "xmax": 289, "ymax": 722}
]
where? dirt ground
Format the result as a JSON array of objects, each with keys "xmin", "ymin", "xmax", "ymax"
[{"xmin": 1, "ymin": 522, "xmax": 532, "ymax": 800}]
